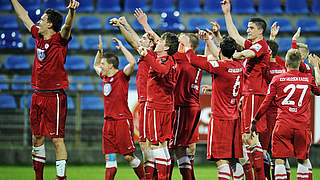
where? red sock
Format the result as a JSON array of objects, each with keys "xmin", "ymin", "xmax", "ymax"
[
  {"xmin": 271, "ymin": 163, "xmax": 275, "ymax": 180},
  {"xmin": 56, "ymin": 175, "xmax": 66, "ymax": 180},
  {"xmin": 145, "ymin": 165, "xmax": 155, "ymax": 180},
  {"xmin": 133, "ymin": 162, "xmax": 146, "ymax": 179},
  {"xmin": 243, "ymin": 163, "xmax": 254, "ymax": 180},
  {"xmin": 33, "ymin": 160, "xmax": 44, "ymax": 180},
  {"xmin": 177, "ymin": 156, "xmax": 192, "ymax": 180},
  {"xmin": 264, "ymin": 155, "xmax": 271, "ymax": 180},
  {"xmin": 105, "ymin": 167, "xmax": 117, "ymax": 180},
  {"xmin": 250, "ymin": 144, "xmax": 265, "ymax": 180},
  {"xmin": 190, "ymin": 159, "xmax": 195, "ymax": 180},
  {"xmin": 168, "ymin": 157, "xmax": 174, "ymax": 180}
]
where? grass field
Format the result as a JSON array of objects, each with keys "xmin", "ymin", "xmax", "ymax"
[{"xmin": 1, "ymin": 165, "xmax": 320, "ymax": 179}]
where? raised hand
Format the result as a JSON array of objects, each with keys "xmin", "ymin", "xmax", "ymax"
[
  {"xmin": 269, "ymin": 22, "xmax": 280, "ymax": 40},
  {"xmin": 67, "ymin": 0, "xmax": 80, "ymax": 10},
  {"xmin": 308, "ymin": 54, "xmax": 320, "ymax": 67},
  {"xmin": 112, "ymin": 37, "xmax": 124, "ymax": 50},
  {"xmin": 201, "ymin": 85, "xmax": 212, "ymax": 94},
  {"xmin": 292, "ymin": 27, "xmax": 301, "ymax": 41},
  {"xmin": 196, "ymin": 27, "xmax": 209, "ymax": 41},
  {"xmin": 109, "ymin": 17, "xmax": 120, "ymax": 27},
  {"xmin": 210, "ymin": 21, "xmax": 220, "ymax": 34},
  {"xmin": 137, "ymin": 46, "xmax": 148, "ymax": 56},
  {"xmin": 119, "ymin": 16, "xmax": 128, "ymax": 26},
  {"xmin": 220, "ymin": 0, "xmax": 231, "ymax": 14},
  {"xmin": 97, "ymin": 35, "xmax": 103, "ymax": 53},
  {"xmin": 178, "ymin": 34, "xmax": 190, "ymax": 47},
  {"xmin": 134, "ymin": 8, "xmax": 148, "ymax": 26}
]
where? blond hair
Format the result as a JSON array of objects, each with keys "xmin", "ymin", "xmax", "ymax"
[
  {"xmin": 285, "ymin": 49, "xmax": 302, "ymax": 69},
  {"xmin": 297, "ymin": 43, "xmax": 309, "ymax": 59}
]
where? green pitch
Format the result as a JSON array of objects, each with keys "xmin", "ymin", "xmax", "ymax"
[{"xmin": 1, "ymin": 165, "xmax": 320, "ymax": 179}]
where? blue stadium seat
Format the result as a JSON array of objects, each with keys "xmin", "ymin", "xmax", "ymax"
[
  {"xmin": 82, "ymin": 35, "xmax": 107, "ymax": 50},
  {"xmin": 4, "ymin": 56, "xmax": 30, "ymax": 70},
  {"xmin": 12, "ymin": 75, "xmax": 32, "ymax": 90},
  {"xmin": 77, "ymin": 16, "xmax": 102, "ymax": 31},
  {"xmin": 151, "ymin": 0, "xmax": 175, "ymax": 12},
  {"xmin": 179, "ymin": 0, "xmax": 202, "ymax": 13},
  {"xmin": 27, "ymin": 9, "xmax": 42, "ymax": 23},
  {"xmin": 70, "ymin": 76, "xmax": 95, "ymax": 91},
  {"xmin": 26, "ymin": 36, "xmax": 35, "ymax": 50},
  {"xmin": 68, "ymin": 36, "xmax": 80, "ymax": 50},
  {"xmin": 67, "ymin": 96, "xmax": 75, "ymax": 110},
  {"xmin": 118, "ymin": 56, "xmax": 128, "ymax": 70},
  {"xmin": 197, "ymin": 39, "xmax": 206, "ymax": 51},
  {"xmin": 19, "ymin": 94, "xmax": 32, "ymax": 109},
  {"xmin": 76, "ymin": 0, "xmax": 94, "ymax": 12},
  {"xmin": 65, "ymin": 56, "xmax": 87, "ymax": 70},
  {"xmin": 20, "ymin": 0, "xmax": 40, "ymax": 11},
  {"xmin": 241, "ymin": 18, "xmax": 250, "ymax": 32},
  {"xmin": 312, "ymin": 0, "xmax": 320, "ymax": 14},
  {"xmin": 305, "ymin": 38, "xmax": 320, "ymax": 52},
  {"xmin": 232, "ymin": 0, "xmax": 256, "ymax": 14},
  {"xmin": 277, "ymin": 38, "xmax": 292, "ymax": 52},
  {"xmin": 258, "ymin": 0, "xmax": 282, "ymax": 14},
  {"xmin": 81, "ymin": 95, "xmax": 103, "ymax": 110},
  {"xmin": 132, "ymin": 17, "xmax": 157, "ymax": 31},
  {"xmin": 97, "ymin": 0, "xmax": 121, "ymax": 12},
  {"xmin": 204, "ymin": 0, "xmax": 222, "ymax": 13},
  {"xmin": 129, "ymin": 76, "xmax": 137, "ymax": 90},
  {"xmin": 0, "ymin": 0, "xmax": 12, "ymax": 11},
  {"xmin": 0, "ymin": 15, "xmax": 19, "ymax": 29},
  {"xmin": 90, "ymin": 56, "xmax": 95, "ymax": 70},
  {"xmin": 105, "ymin": 17, "xmax": 121, "ymax": 31},
  {"xmin": 0, "ymin": 30, "xmax": 23, "ymax": 49},
  {"xmin": 216, "ymin": 17, "xmax": 239, "ymax": 32},
  {"xmin": 111, "ymin": 36, "xmax": 133, "ymax": 50},
  {"xmin": 269, "ymin": 18, "xmax": 293, "ymax": 32},
  {"xmin": 124, "ymin": 0, "xmax": 148, "ymax": 13},
  {"xmin": 43, "ymin": 0, "xmax": 67, "ymax": 12},
  {"xmin": 285, "ymin": 0, "xmax": 309, "ymax": 14},
  {"xmin": 0, "ymin": 76, "xmax": 9, "ymax": 90},
  {"xmin": 0, "ymin": 94, "xmax": 17, "ymax": 109},
  {"xmin": 187, "ymin": 17, "xmax": 210, "ymax": 32},
  {"xmin": 296, "ymin": 18, "xmax": 320, "ymax": 32},
  {"xmin": 158, "ymin": 11, "xmax": 185, "ymax": 31}
]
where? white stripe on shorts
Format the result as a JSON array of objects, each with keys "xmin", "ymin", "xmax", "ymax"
[
  {"xmin": 173, "ymin": 107, "xmax": 181, "ymax": 146},
  {"xmin": 56, "ymin": 93, "xmax": 60, "ymax": 135},
  {"xmin": 209, "ymin": 118, "xmax": 213, "ymax": 156},
  {"xmin": 153, "ymin": 110, "xmax": 157, "ymax": 142},
  {"xmin": 127, "ymin": 119, "xmax": 135, "ymax": 148},
  {"xmin": 251, "ymin": 94, "xmax": 254, "ymax": 123},
  {"xmin": 143, "ymin": 103, "xmax": 147, "ymax": 139}
]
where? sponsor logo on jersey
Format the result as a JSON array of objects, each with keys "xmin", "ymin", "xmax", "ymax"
[
  {"xmin": 228, "ymin": 68, "xmax": 243, "ymax": 73},
  {"xmin": 251, "ymin": 44, "xmax": 262, "ymax": 52},
  {"xmin": 37, "ymin": 48, "xmax": 46, "ymax": 61},
  {"xmin": 103, "ymin": 83, "xmax": 112, "ymax": 96},
  {"xmin": 280, "ymin": 77, "xmax": 309, "ymax": 82},
  {"xmin": 270, "ymin": 69, "xmax": 285, "ymax": 74},
  {"xmin": 209, "ymin": 61, "xmax": 219, "ymax": 67}
]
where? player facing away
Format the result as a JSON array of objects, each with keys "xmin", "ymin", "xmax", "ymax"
[
  {"xmin": 221, "ymin": 0, "xmax": 270, "ymax": 179},
  {"xmin": 108, "ymin": 15, "xmax": 156, "ymax": 179},
  {"xmin": 10, "ymin": 0, "xmax": 79, "ymax": 179},
  {"xmin": 251, "ymin": 49, "xmax": 320, "ymax": 180},
  {"xmin": 181, "ymin": 34, "xmax": 244, "ymax": 180},
  {"xmin": 137, "ymin": 32, "xmax": 179, "ymax": 180},
  {"xmin": 93, "ymin": 36, "xmax": 145, "ymax": 180}
]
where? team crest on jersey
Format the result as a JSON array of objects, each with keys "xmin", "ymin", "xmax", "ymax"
[
  {"xmin": 37, "ymin": 48, "xmax": 46, "ymax": 61},
  {"xmin": 251, "ymin": 44, "xmax": 262, "ymax": 52},
  {"xmin": 103, "ymin": 83, "xmax": 112, "ymax": 96},
  {"xmin": 45, "ymin": 43, "xmax": 49, "ymax": 49},
  {"xmin": 209, "ymin": 61, "xmax": 219, "ymax": 67}
]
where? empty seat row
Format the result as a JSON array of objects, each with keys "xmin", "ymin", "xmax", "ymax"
[{"xmin": 1, "ymin": 0, "xmax": 319, "ymax": 14}]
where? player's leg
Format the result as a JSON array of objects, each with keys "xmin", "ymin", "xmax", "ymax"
[
  {"xmin": 123, "ymin": 152, "xmax": 146, "ymax": 179},
  {"xmin": 151, "ymin": 141, "xmax": 171, "ymax": 180},
  {"xmin": 274, "ymin": 158, "xmax": 287, "ymax": 180},
  {"xmin": 175, "ymin": 146, "xmax": 192, "ymax": 180},
  {"xmin": 285, "ymin": 158, "xmax": 291, "ymax": 180},
  {"xmin": 140, "ymin": 141, "xmax": 155, "ymax": 180},
  {"xmin": 230, "ymin": 159, "xmax": 244, "ymax": 180},
  {"xmin": 52, "ymin": 138, "xmax": 67, "ymax": 180},
  {"xmin": 105, "ymin": 153, "xmax": 117, "ymax": 180},
  {"xmin": 239, "ymin": 135, "xmax": 253, "ymax": 180},
  {"xmin": 297, "ymin": 159, "xmax": 310, "ymax": 180},
  {"xmin": 216, "ymin": 159, "xmax": 232, "ymax": 180},
  {"xmin": 32, "ymin": 135, "xmax": 45, "ymax": 180},
  {"xmin": 187, "ymin": 143, "xmax": 196, "ymax": 180},
  {"xmin": 295, "ymin": 129, "xmax": 312, "ymax": 180},
  {"xmin": 248, "ymin": 132, "xmax": 265, "ymax": 180}
]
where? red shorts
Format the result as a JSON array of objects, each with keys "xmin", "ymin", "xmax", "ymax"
[
  {"xmin": 30, "ymin": 90, "xmax": 67, "ymax": 138},
  {"xmin": 138, "ymin": 102, "xmax": 148, "ymax": 142},
  {"xmin": 103, "ymin": 118, "xmax": 136, "ymax": 155},
  {"xmin": 259, "ymin": 107, "xmax": 277, "ymax": 150},
  {"xmin": 146, "ymin": 107, "xmax": 173, "ymax": 145},
  {"xmin": 169, "ymin": 106, "xmax": 201, "ymax": 148},
  {"xmin": 207, "ymin": 117, "xmax": 243, "ymax": 160},
  {"xmin": 241, "ymin": 94, "xmax": 267, "ymax": 133},
  {"xmin": 272, "ymin": 123, "xmax": 311, "ymax": 159}
]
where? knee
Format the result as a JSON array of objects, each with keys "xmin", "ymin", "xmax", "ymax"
[
  {"xmin": 275, "ymin": 158, "xmax": 286, "ymax": 165},
  {"xmin": 32, "ymin": 135, "xmax": 44, "ymax": 146},
  {"xmin": 187, "ymin": 143, "xmax": 196, "ymax": 155},
  {"xmin": 52, "ymin": 138, "xmax": 64, "ymax": 147},
  {"xmin": 216, "ymin": 159, "xmax": 229, "ymax": 167},
  {"xmin": 123, "ymin": 154, "xmax": 135, "ymax": 162}
]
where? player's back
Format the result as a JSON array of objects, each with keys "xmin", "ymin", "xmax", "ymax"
[{"xmin": 273, "ymin": 70, "xmax": 320, "ymax": 129}]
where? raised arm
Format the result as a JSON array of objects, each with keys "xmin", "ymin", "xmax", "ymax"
[
  {"xmin": 309, "ymin": 54, "xmax": 320, "ymax": 85},
  {"xmin": 134, "ymin": 8, "xmax": 160, "ymax": 43},
  {"xmin": 61, "ymin": 0, "xmax": 79, "ymax": 40},
  {"xmin": 137, "ymin": 47, "xmax": 170, "ymax": 74},
  {"xmin": 211, "ymin": 21, "xmax": 222, "ymax": 45},
  {"xmin": 232, "ymin": 49, "xmax": 256, "ymax": 59},
  {"xmin": 221, "ymin": 0, "xmax": 246, "ymax": 47},
  {"xmin": 93, "ymin": 35, "xmax": 103, "ymax": 76},
  {"xmin": 113, "ymin": 38, "xmax": 136, "ymax": 76},
  {"xmin": 119, "ymin": 16, "xmax": 140, "ymax": 43},
  {"xmin": 269, "ymin": 22, "xmax": 280, "ymax": 41},
  {"xmin": 196, "ymin": 27, "xmax": 219, "ymax": 59},
  {"xmin": 11, "ymin": 0, "xmax": 34, "ymax": 32}
]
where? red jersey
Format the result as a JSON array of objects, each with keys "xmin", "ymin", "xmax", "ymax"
[
  {"xmin": 275, "ymin": 56, "xmax": 313, "ymax": 75},
  {"xmin": 186, "ymin": 49, "xmax": 243, "ymax": 120},
  {"xmin": 143, "ymin": 50, "xmax": 176, "ymax": 111},
  {"xmin": 100, "ymin": 70, "xmax": 132, "ymax": 120},
  {"xmin": 136, "ymin": 56, "xmax": 150, "ymax": 103},
  {"xmin": 30, "ymin": 25, "xmax": 70, "ymax": 90},
  {"xmin": 255, "ymin": 70, "xmax": 320, "ymax": 130},
  {"xmin": 243, "ymin": 38, "xmax": 270, "ymax": 95},
  {"xmin": 173, "ymin": 52, "xmax": 202, "ymax": 107}
]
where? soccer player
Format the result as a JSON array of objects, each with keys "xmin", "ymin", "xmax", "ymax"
[
  {"xmin": 109, "ymin": 15, "xmax": 156, "ymax": 179},
  {"xmin": 169, "ymin": 32, "xmax": 202, "ymax": 180},
  {"xmin": 221, "ymin": 0, "xmax": 270, "ymax": 179},
  {"xmin": 251, "ymin": 49, "xmax": 320, "ymax": 180},
  {"xmin": 137, "ymin": 32, "xmax": 179, "ymax": 180},
  {"xmin": 181, "ymin": 34, "xmax": 244, "ymax": 180},
  {"xmin": 11, "ymin": 0, "xmax": 79, "ymax": 179},
  {"xmin": 94, "ymin": 35, "xmax": 145, "ymax": 180}
]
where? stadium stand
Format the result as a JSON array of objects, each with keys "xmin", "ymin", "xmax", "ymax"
[
  {"xmin": 68, "ymin": 36, "xmax": 81, "ymax": 50},
  {"xmin": 110, "ymin": 36, "xmax": 133, "ymax": 50},
  {"xmin": 232, "ymin": 0, "xmax": 256, "ymax": 14},
  {"xmin": 77, "ymin": 16, "xmax": 102, "ymax": 31},
  {"xmin": 0, "ymin": 94, "xmax": 17, "ymax": 109},
  {"xmin": 204, "ymin": 0, "xmax": 223, "ymax": 13},
  {"xmin": 296, "ymin": 18, "xmax": 320, "ymax": 32},
  {"xmin": 20, "ymin": 0, "xmax": 40, "ymax": 11},
  {"xmin": 151, "ymin": 0, "xmax": 176, "ymax": 13},
  {"xmin": 178, "ymin": 0, "xmax": 202, "ymax": 13},
  {"xmin": 123, "ymin": 0, "xmax": 148, "ymax": 13},
  {"xmin": 19, "ymin": 94, "xmax": 32, "ymax": 109},
  {"xmin": 11, "ymin": 75, "xmax": 32, "ymax": 90},
  {"xmin": 0, "ymin": 30, "xmax": 23, "ymax": 49},
  {"xmin": 67, "ymin": 96, "xmax": 75, "ymax": 110},
  {"xmin": 69, "ymin": 76, "xmax": 95, "ymax": 91},
  {"xmin": 269, "ymin": 17, "xmax": 293, "ymax": 32},
  {"xmin": 216, "ymin": 17, "xmax": 239, "ymax": 32},
  {"xmin": 132, "ymin": 17, "xmax": 157, "ymax": 31},
  {"xmin": 312, "ymin": 0, "xmax": 320, "ymax": 14},
  {"xmin": 0, "ymin": 75, "xmax": 9, "ymax": 90},
  {"xmin": 65, "ymin": 55, "xmax": 87, "ymax": 70},
  {"xmin": 258, "ymin": 0, "xmax": 282, "ymax": 14},
  {"xmin": 105, "ymin": 16, "xmax": 121, "ymax": 31},
  {"xmin": 187, "ymin": 17, "xmax": 210, "ymax": 32},
  {"xmin": 81, "ymin": 95, "xmax": 104, "ymax": 110},
  {"xmin": 26, "ymin": 36, "xmax": 35, "ymax": 49},
  {"xmin": 277, "ymin": 37, "xmax": 293, "ymax": 53},
  {"xmin": 4, "ymin": 56, "xmax": 30, "ymax": 70},
  {"xmin": 0, "ymin": 0, "xmax": 12, "ymax": 11},
  {"xmin": 43, "ymin": 0, "xmax": 67, "ymax": 12},
  {"xmin": 82, "ymin": 35, "xmax": 107, "ymax": 50},
  {"xmin": 305, "ymin": 38, "xmax": 320, "ymax": 52},
  {"xmin": 76, "ymin": 0, "xmax": 94, "ymax": 12},
  {"xmin": 285, "ymin": 0, "xmax": 309, "ymax": 14},
  {"xmin": 97, "ymin": 0, "xmax": 121, "ymax": 12},
  {"xmin": 158, "ymin": 11, "xmax": 185, "ymax": 31},
  {"xmin": 0, "ymin": 15, "xmax": 19, "ymax": 30}
]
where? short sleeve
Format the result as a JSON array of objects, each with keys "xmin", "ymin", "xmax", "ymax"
[
  {"xmin": 249, "ymin": 42, "xmax": 265, "ymax": 58},
  {"xmin": 31, "ymin": 25, "xmax": 40, "ymax": 39},
  {"xmin": 244, "ymin": 40, "xmax": 252, "ymax": 49},
  {"xmin": 121, "ymin": 69, "xmax": 130, "ymax": 80},
  {"xmin": 56, "ymin": 32, "xmax": 71, "ymax": 46}
]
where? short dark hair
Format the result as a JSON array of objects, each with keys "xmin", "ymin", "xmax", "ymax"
[
  {"xmin": 186, "ymin": 33, "xmax": 199, "ymax": 51},
  {"xmin": 161, "ymin": 32, "xmax": 179, "ymax": 56},
  {"xmin": 220, "ymin": 35, "xmax": 237, "ymax": 59},
  {"xmin": 249, "ymin": 17, "xmax": 267, "ymax": 34},
  {"xmin": 102, "ymin": 53, "xmax": 119, "ymax": 69},
  {"xmin": 267, "ymin": 40, "xmax": 279, "ymax": 58},
  {"xmin": 286, "ymin": 49, "xmax": 301, "ymax": 69},
  {"xmin": 44, "ymin": 9, "xmax": 63, "ymax": 32}
]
